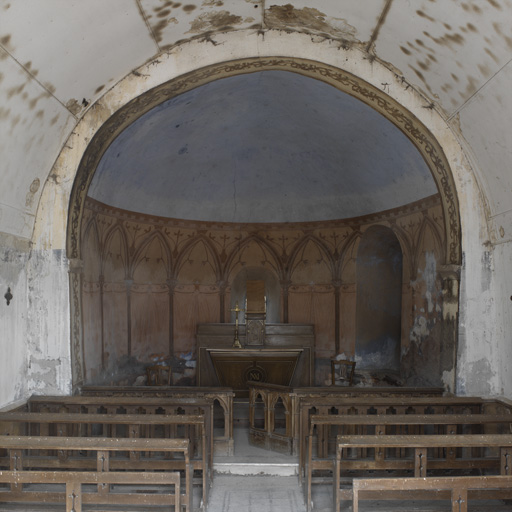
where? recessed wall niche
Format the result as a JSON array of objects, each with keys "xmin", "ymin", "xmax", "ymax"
[
  {"xmin": 81, "ymin": 193, "xmax": 447, "ymax": 387},
  {"xmin": 77, "ymin": 69, "xmax": 457, "ymax": 389}
]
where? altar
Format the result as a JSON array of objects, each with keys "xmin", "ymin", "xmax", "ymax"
[{"xmin": 197, "ymin": 323, "xmax": 314, "ymax": 395}]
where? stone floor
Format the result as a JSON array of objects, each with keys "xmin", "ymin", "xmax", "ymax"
[{"xmin": 204, "ymin": 402, "xmax": 512, "ymax": 512}]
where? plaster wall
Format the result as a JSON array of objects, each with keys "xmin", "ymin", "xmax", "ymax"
[
  {"xmin": 21, "ymin": 31, "xmax": 500, "ymax": 402},
  {"xmin": 0, "ymin": 233, "xmax": 29, "ymax": 408}
]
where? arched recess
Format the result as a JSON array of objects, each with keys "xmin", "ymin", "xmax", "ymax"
[
  {"xmin": 173, "ymin": 237, "xmax": 222, "ymax": 354},
  {"xmin": 287, "ymin": 236, "xmax": 335, "ymax": 355},
  {"xmin": 82, "ymin": 219, "xmax": 102, "ymax": 380},
  {"xmin": 225, "ymin": 235, "xmax": 282, "ymax": 322},
  {"xmin": 66, "ymin": 56, "xmax": 461, "ymax": 387},
  {"xmin": 230, "ymin": 266, "xmax": 281, "ymax": 324},
  {"xmin": 355, "ymin": 226, "xmax": 403, "ymax": 372},
  {"xmin": 130, "ymin": 233, "xmax": 173, "ymax": 365}
]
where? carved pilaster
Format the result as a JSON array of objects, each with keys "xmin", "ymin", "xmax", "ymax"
[
  {"xmin": 125, "ymin": 279, "xmax": 133, "ymax": 356},
  {"xmin": 68, "ymin": 258, "xmax": 84, "ymax": 388},
  {"xmin": 99, "ymin": 274, "xmax": 105, "ymax": 371},
  {"xmin": 439, "ymin": 264, "xmax": 461, "ymax": 394},
  {"xmin": 218, "ymin": 280, "xmax": 227, "ymax": 323},
  {"xmin": 281, "ymin": 280, "xmax": 291, "ymax": 323},
  {"xmin": 332, "ymin": 279, "xmax": 341, "ymax": 355},
  {"xmin": 166, "ymin": 279, "xmax": 177, "ymax": 357}
]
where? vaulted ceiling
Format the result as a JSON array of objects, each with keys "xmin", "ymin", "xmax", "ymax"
[{"xmin": 1, "ymin": 1, "xmax": 511, "ymax": 236}]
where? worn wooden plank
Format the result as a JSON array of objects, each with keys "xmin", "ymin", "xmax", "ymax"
[
  {"xmin": 0, "ymin": 470, "xmax": 181, "ymax": 510},
  {"xmin": 336, "ymin": 434, "xmax": 512, "ymax": 448},
  {"xmin": 351, "ymin": 475, "xmax": 512, "ymax": 512}
]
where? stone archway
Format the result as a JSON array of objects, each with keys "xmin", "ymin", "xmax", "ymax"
[{"xmin": 32, "ymin": 34, "xmax": 465, "ymax": 389}]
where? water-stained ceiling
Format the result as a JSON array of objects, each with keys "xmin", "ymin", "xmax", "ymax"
[{"xmin": 0, "ymin": 1, "xmax": 511, "ymax": 235}]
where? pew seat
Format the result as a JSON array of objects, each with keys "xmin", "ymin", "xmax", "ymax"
[{"xmin": 0, "ymin": 435, "xmax": 194, "ymax": 511}]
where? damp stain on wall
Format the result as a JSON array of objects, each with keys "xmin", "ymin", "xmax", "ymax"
[{"xmin": 265, "ymin": 4, "xmax": 358, "ymax": 43}]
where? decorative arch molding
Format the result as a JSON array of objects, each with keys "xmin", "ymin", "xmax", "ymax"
[
  {"xmin": 287, "ymin": 234, "xmax": 335, "ymax": 283},
  {"xmin": 174, "ymin": 235, "xmax": 221, "ymax": 283},
  {"xmin": 131, "ymin": 231, "xmax": 173, "ymax": 282},
  {"xmin": 224, "ymin": 234, "xmax": 283, "ymax": 282}
]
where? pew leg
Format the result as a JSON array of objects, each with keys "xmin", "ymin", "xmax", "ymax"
[
  {"xmin": 352, "ymin": 487, "xmax": 359, "ymax": 512},
  {"xmin": 451, "ymin": 487, "xmax": 467, "ymax": 512},
  {"xmin": 66, "ymin": 481, "xmax": 82, "ymax": 512}
]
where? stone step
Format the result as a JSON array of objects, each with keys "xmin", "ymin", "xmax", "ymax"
[{"xmin": 213, "ymin": 460, "xmax": 298, "ymax": 477}]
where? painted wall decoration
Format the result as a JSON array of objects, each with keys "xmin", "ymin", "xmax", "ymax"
[{"xmin": 81, "ymin": 193, "xmax": 450, "ymax": 387}]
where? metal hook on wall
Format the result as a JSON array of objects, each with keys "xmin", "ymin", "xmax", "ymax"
[{"xmin": 4, "ymin": 287, "xmax": 13, "ymax": 306}]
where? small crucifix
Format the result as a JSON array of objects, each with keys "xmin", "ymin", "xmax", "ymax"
[{"xmin": 230, "ymin": 301, "xmax": 245, "ymax": 348}]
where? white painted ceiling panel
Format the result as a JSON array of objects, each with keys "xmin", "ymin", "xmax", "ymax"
[
  {"xmin": 458, "ymin": 60, "xmax": 512, "ymax": 217},
  {"xmin": 0, "ymin": 0, "xmax": 156, "ymax": 111},
  {"xmin": 0, "ymin": 1, "xmax": 511, "ymax": 240},
  {"xmin": 0, "ymin": 48, "xmax": 75, "ymax": 238},
  {"xmin": 376, "ymin": 0, "xmax": 512, "ymax": 114}
]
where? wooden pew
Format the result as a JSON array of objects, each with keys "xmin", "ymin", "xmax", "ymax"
[
  {"xmin": 334, "ymin": 434, "xmax": 512, "ymax": 512},
  {"xmin": 247, "ymin": 382, "xmax": 445, "ymax": 456},
  {"xmin": 0, "ymin": 435, "xmax": 192, "ymax": 511},
  {"xmin": 0, "ymin": 410, "xmax": 210, "ymax": 509},
  {"xmin": 298, "ymin": 394, "xmax": 512, "ymax": 477},
  {"xmin": 79, "ymin": 385, "xmax": 235, "ymax": 456},
  {"xmin": 28, "ymin": 395, "xmax": 214, "ymax": 469},
  {"xmin": 305, "ymin": 413, "xmax": 512, "ymax": 510},
  {"xmin": 351, "ymin": 475, "xmax": 512, "ymax": 512},
  {"xmin": 0, "ymin": 470, "xmax": 181, "ymax": 511}
]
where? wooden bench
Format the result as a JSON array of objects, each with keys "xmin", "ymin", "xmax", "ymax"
[
  {"xmin": 298, "ymin": 394, "xmax": 512, "ymax": 477},
  {"xmin": 28, "ymin": 395, "xmax": 215, "ymax": 468},
  {"xmin": 0, "ymin": 469, "xmax": 181, "ymax": 511},
  {"xmin": 351, "ymin": 475, "xmax": 512, "ymax": 512},
  {"xmin": 79, "ymin": 385, "xmax": 235, "ymax": 455},
  {"xmin": 305, "ymin": 414, "xmax": 512, "ymax": 510},
  {"xmin": 0, "ymin": 410, "xmax": 210, "ymax": 509},
  {"xmin": 247, "ymin": 382, "xmax": 445, "ymax": 456},
  {"xmin": 334, "ymin": 434, "xmax": 512, "ymax": 512},
  {"xmin": 0, "ymin": 435, "xmax": 192, "ymax": 511}
]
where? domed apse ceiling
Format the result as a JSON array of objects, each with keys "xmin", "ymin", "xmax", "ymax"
[{"xmin": 88, "ymin": 70, "xmax": 437, "ymax": 223}]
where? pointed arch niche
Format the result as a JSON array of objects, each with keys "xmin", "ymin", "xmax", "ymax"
[
  {"xmin": 72, "ymin": 59, "xmax": 461, "ymax": 389},
  {"xmin": 355, "ymin": 226, "xmax": 403, "ymax": 373}
]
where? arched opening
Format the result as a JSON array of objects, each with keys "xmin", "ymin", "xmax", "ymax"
[
  {"xmin": 253, "ymin": 393, "xmax": 265, "ymax": 431},
  {"xmin": 68, "ymin": 58, "xmax": 461, "ymax": 390},
  {"xmin": 273, "ymin": 397, "xmax": 287, "ymax": 436},
  {"xmin": 355, "ymin": 226, "xmax": 403, "ymax": 374},
  {"xmin": 230, "ymin": 266, "xmax": 281, "ymax": 324}
]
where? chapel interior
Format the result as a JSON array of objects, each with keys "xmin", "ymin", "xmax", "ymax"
[{"xmin": 1, "ymin": 2, "xmax": 512, "ymax": 511}]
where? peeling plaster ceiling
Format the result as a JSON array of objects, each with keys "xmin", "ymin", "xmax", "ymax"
[
  {"xmin": 88, "ymin": 70, "xmax": 436, "ymax": 223},
  {"xmin": 0, "ymin": 1, "xmax": 511, "ymax": 236}
]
